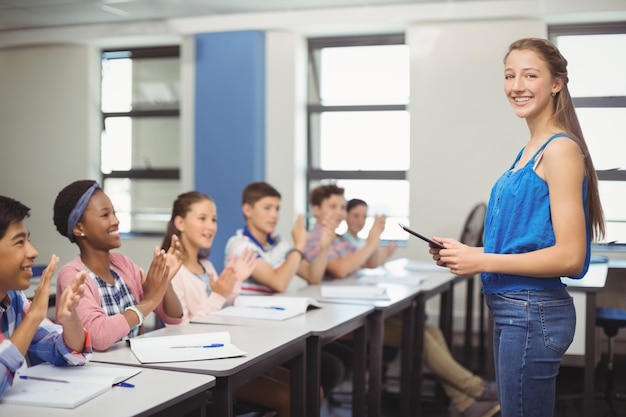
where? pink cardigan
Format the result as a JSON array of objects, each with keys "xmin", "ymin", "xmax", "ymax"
[
  {"xmin": 172, "ymin": 259, "xmax": 240, "ymax": 323},
  {"xmin": 56, "ymin": 253, "xmax": 182, "ymax": 351}
]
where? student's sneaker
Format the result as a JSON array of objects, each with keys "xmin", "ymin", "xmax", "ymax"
[
  {"xmin": 460, "ymin": 399, "xmax": 501, "ymax": 417},
  {"xmin": 476, "ymin": 379, "xmax": 498, "ymax": 401}
]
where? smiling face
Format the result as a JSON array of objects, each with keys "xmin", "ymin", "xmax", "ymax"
[
  {"xmin": 313, "ymin": 194, "xmax": 346, "ymax": 230},
  {"xmin": 504, "ymin": 49, "xmax": 562, "ymax": 124},
  {"xmin": 244, "ymin": 196, "xmax": 280, "ymax": 238},
  {"xmin": 175, "ymin": 199, "xmax": 217, "ymax": 252},
  {"xmin": 75, "ymin": 190, "xmax": 121, "ymax": 251},
  {"xmin": 0, "ymin": 220, "xmax": 39, "ymax": 297}
]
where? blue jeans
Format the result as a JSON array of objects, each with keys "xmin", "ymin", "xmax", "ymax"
[{"xmin": 486, "ymin": 289, "xmax": 575, "ymax": 417}]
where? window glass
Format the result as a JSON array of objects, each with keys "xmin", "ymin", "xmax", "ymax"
[
  {"xmin": 104, "ymin": 178, "xmax": 180, "ymax": 234},
  {"xmin": 320, "ymin": 44, "xmax": 409, "ymax": 105},
  {"xmin": 556, "ymin": 34, "xmax": 626, "ymax": 97},
  {"xmin": 598, "ymin": 181, "xmax": 626, "ymax": 243},
  {"xmin": 314, "ymin": 111, "xmax": 409, "ymax": 170},
  {"xmin": 577, "ymin": 108, "xmax": 626, "ymax": 170}
]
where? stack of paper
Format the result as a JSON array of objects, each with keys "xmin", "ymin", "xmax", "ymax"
[
  {"xmin": 129, "ymin": 331, "xmax": 246, "ymax": 363},
  {"xmin": 1, "ymin": 363, "xmax": 141, "ymax": 409}
]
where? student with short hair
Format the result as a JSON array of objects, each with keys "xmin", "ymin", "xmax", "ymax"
[
  {"xmin": 304, "ymin": 184, "xmax": 385, "ymax": 280},
  {"xmin": 225, "ymin": 181, "xmax": 334, "ymax": 293},
  {"xmin": 0, "ymin": 195, "xmax": 92, "ymax": 396},
  {"xmin": 53, "ymin": 180, "xmax": 183, "ymax": 351},
  {"xmin": 224, "ymin": 181, "xmax": 347, "ymax": 399},
  {"xmin": 343, "ymin": 198, "xmax": 397, "ymax": 265}
]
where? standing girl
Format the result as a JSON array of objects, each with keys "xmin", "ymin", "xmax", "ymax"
[{"xmin": 431, "ymin": 38, "xmax": 604, "ymax": 417}]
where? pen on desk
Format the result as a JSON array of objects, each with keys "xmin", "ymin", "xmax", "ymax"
[
  {"xmin": 115, "ymin": 381, "xmax": 135, "ymax": 388},
  {"xmin": 19, "ymin": 375, "xmax": 69, "ymax": 383},
  {"xmin": 248, "ymin": 306, "xmax": 286, "ymax": 311},
  {"xmin": 170, "ymin": 343, "xmax": 225, "ymax": 348}
]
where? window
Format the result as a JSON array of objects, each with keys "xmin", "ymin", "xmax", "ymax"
[
  {"xmin": 307, "ymin": 35, "xmax": 410, "ymax": 241},
  {"xmin": 550, "ymin": 23, "xmax": 626, "ymax": 243},
  {"xmin": 100, "ymin": 46, "xmax": 181, "ymax": 234}
]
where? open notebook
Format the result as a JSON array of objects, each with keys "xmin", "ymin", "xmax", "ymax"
[
  {"xmin": 129, "ymin": 331, "xmax": 246, "ymax": 363},
  {"xmin": 195, "ymin": 295, "xmax": 322, "ymax": 322},
  {"xmin": 0, "ymin": 363, "xmax": 141, "ymax": 409}
]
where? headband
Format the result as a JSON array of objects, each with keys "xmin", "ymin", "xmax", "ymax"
[{"xmin": 67, "ymin": 182, "xmax": 101, "ymax": 243}]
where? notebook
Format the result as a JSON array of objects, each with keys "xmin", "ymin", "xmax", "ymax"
[
  {"xmin": 0, "ymin": 363, "xmax": 141, "ymax": 409},
  {"xmin": 129, "ymin": 331, "xmax": 247, "ymax": 363},
  {"xmin": 203, "ymin": 295, "xmax": 322, "ymax": 321}
]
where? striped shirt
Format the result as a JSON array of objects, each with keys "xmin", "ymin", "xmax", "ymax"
[{"xmin": 224, "ymin": 227, "xmax": 292, "ymax": 294}]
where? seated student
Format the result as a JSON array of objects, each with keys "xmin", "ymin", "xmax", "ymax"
[
  {"xmin": 224, "ymin": 181, "xmax": 347, "ymax": 397},
  {"xmin": 304, "ymin": 184, "xmax": 385, "ymax": 281},
  {"xmin": 161, "ymin": 190, "xmax": 295, "ymax": 416},
  {"xmin": 0, "ymin": 195, "xmax": 92, "ymax": 396},
  {"xmin": 343, "ymin": 198, "xmax": 397, "ymax": 266},
  {"xmin": 52, "ymin": 180, "xmax": 184, "ymax": 351},
  {"xmin": 225, "ymin": 181, "xmax": 334, "ymax": 293},
  {"xmin": 304, "ymin": 185, "xmax": 500, "ymax": 417}
]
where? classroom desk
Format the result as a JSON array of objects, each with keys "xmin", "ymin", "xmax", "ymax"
[
  {"xmin": 91, "ymin": 323, "xmax": 308, "ymax": 417},
  {"xmin": 0, "ymin": 363, "xmax": 215, "ymax": 417},
  {"xmin": 194, "ymin": 302, "xmax": 373, "ymax": 417},
  {"xmin": 293, "ymin": 268, "xmax": 457, "ymax": 417}
]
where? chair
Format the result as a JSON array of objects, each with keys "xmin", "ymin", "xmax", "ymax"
[
  {"xmin": 456, "ymin": 203, "xmax": 487, "ymax": 367},
  {"xmin": 595, "ymin": 306, "xmax": 626, "ymax": 417}
]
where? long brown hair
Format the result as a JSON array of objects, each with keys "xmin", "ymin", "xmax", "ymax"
[
  {"xmin": 505, "ymin": 38, "xmax": 605, "ymax": 240},
  {"xmin": 161, "ymin": 191, "xmax": 214, "ymax": 259}
]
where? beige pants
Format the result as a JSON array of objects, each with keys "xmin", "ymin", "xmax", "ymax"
[{"xmin": 382, "ymin": 316, "xmax": 484, "ymax": 412}]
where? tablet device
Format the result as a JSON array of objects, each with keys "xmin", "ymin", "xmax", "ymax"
[{"xmin": 398, "ymin": 223, "xmax": 444, "ymax": 249}]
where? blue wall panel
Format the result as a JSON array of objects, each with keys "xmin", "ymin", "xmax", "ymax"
[{"xmin": 194, "ymin": 31, "xmax": 265, "ymax": 271}]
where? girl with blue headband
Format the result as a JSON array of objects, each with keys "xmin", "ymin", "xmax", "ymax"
[{"xmin": 53, "ymin": 180, "xmax": 184, "ymax": 351}]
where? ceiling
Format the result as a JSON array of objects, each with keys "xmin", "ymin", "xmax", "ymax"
[{"xmin": 0, "ymin": 0, "xmax": 440, "ymax": 32}]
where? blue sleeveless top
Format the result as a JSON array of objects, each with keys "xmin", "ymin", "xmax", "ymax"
[{"xmin": 481, "ymin": 133, "xmax": 591, "ymax": 294}]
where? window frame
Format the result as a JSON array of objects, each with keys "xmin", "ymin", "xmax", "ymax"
[
  {"xmin": 306, "ymin": 33, "xmax": 408, "ymax": 196},
  {"xmin": 100, "ymin": 45, "xmax": 181, "ymax": 235},
  {"xmin": 549, "ymin": 22, "xmax": 626, "ymax": 183}
]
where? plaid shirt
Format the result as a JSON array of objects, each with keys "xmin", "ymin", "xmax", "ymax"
[
  {"xmin": 91, "ymin": 268, "xmax": 140, "ymax": 339},
  {"xmin": 304, "ymin": 223, "xmax": 357, "ymax": 281},
  {"xmin": 0, "ymin": 290, "xmax": 92, "ymax": 396}
]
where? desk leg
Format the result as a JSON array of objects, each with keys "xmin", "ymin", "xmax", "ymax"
[
  {"xmin": 412, "ymin": 294, "xmax": 427, "ymax": 417},
  {"xmin": 583, "ymin": 292, "xmax": 596, "ymax": 417},
  {"xmin": 399, "ymin": 301, "xmax": 416, "ymax": 417},
  {"xmin": 290, "ymin": 348, "xmax": 306, "ymax": 417},
  {"xmin": 464, "ymin": 275, "xmax": 475, "ymax": 365},
  {"xmin": 212, "ymin": 378, "xmax": 234, "ymax": 417},
  {"xmin": 306, "ymin": 337, "xmax": 320, "ymax": 417},
  {"xmin": 352, "ymin": 325, "xmax": 367, "ymax": 417},
  {"xmin": 368, "ymin": 311, "xmax": 384, "ymax": 417}
]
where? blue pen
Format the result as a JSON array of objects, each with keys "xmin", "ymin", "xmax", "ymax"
[
  {"xmin": 249, "ymin": 306, "xmax": 285, "ymax": 311},
  {"xmin": 115, "ymin": 381, "xmax": 135, "ymax": 388},
  {"xmin": 170, "ymin": 343, "xmax": 225, "ymax": 348}
]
